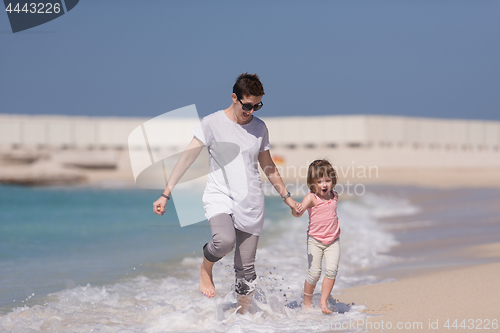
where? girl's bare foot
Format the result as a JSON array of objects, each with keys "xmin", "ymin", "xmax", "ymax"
[
  {"xmin": 320, "ymin": 278, "xmax": 335, "ymax": 314},
  {"xmin": 303, "ymin": 281, "xmax": 316, "ymax": 309},
  {"xmin": 199, "ymin": 258, "xmax": 215, "ymax": 298},
  {"xmin": 303, "ymin": 293, "xmax": 313, "ymax": 308},
  {"xmin": 320, "ymin": 302, "xmax": 332, "ymax": 314}
]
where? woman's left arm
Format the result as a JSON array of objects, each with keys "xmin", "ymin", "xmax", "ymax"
[{"xmin": 258, "ymin": 150, "xmax": 298, "ymax": 209}]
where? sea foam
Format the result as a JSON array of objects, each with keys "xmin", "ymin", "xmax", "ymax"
[{"xmin": 0, "ymin": 191, "xmax": 417, "ymax": 332}]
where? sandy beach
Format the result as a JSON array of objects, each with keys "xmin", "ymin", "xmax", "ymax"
[
  {"xmin": 2, "ymin": 0, "xmax": 499, "ymax": 328},
  {"xmin": 337, "ymin": 261, "xmax": 500, "ymax": 332},
  {"xmin": 333, "ymin": 186, "xmax": 500, "ymax": 333},
  {"xmin": 269, "ymin": 145, "xmax": 500, "ymax": 188},
  {"xmin": 1, "ymin": 120, "xmax": 499, "ymax": 332},
  {"xmin": 2, "ymin": 145, "xmax": 499, "ymax": 188}
]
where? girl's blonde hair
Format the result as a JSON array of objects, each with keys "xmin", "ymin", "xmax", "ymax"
[{"xmin": 307, "ymin": 159, "xmax": 338, "ymax": 192}]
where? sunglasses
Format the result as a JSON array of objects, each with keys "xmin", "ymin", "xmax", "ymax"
[{"xmin": 238, "ymin": 98, "xmax": 263, "ymax": 112}]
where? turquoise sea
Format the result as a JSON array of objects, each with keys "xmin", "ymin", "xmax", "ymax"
[
  {"xmin": 0, "ymin": 185, "xmax": 213, "ymax": 310},
  {"xmin": 0, "ymin": 184, "xmax": 423, "ymax": 332}
]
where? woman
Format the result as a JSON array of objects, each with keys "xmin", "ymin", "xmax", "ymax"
[{"xmin": 153, "ymin": 73, "xmax": 298, "ymax": 311}]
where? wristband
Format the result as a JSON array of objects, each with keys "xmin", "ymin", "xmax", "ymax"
[
  {"xmin": 282, "ymin": 191, "xmax": 291, "ymax": 201},
  {"xmin": 161, "ymin": 194, "xmax": 171, "ymax": 200}
]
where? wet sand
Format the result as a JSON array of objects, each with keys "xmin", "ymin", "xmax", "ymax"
[{"xmin": 336, "ymin": 186, "xmax": 500, "ymax": 332}]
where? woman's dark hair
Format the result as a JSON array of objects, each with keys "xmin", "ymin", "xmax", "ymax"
[{"xmin": 233, "ymin": 73, "xmax": 265, "ymax": 99}]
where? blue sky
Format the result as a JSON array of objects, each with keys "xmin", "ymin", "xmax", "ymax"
[{"xmin": 1, "ymin": 0, "xmax": 499, "ymax": 120}]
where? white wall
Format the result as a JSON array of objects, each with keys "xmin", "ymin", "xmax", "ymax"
[
  {"xmin": 264, "ymin": 115, "xmax": 500, "ymax": 149},
  {"xmin": 0, "ymin": 114, "xmax": 499, "ymax": 150}
]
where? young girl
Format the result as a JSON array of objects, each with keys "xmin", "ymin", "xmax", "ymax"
[{"xmin": 292, "ymin": 159, "xmax": 341, "ymax": 314}]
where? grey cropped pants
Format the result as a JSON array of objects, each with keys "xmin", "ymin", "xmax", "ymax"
[{"xmin": 203, "ymin": 213, "xmax": 259, "ymax": 295}]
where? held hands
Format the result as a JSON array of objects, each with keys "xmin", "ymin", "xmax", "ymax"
[
  {"xmin": 284, "ymin": 196, "xmax": 302, "ymax": 216},
  {"xmin": 291, "ymin": 202, "xmax": 303, "ymax": 217},
  {"xmin": 153, "ymin": 196, "xmax": 168, "ymax": 216}
]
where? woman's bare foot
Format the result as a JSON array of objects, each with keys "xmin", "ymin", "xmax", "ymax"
[
  {"xmin": 199, "ymin": 258, "xmax": 215, "ymax": 298},
  {"xmin": 320, "ymin": 302, "xmax": 332, "ymax": 314}
]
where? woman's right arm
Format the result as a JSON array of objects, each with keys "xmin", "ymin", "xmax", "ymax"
[{"xmin": 153, "ymin": 136, "xmax": 204, "ymax": 215}]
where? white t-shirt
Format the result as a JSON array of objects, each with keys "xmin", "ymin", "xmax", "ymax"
[{"xmin": 192, "ymin": 110, "xmax": 271, "ymax": 236}]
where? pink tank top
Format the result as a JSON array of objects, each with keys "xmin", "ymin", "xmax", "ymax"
[{"xmin": 306, "ymin": 191, "xmax": 341, "ymax": 245}]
